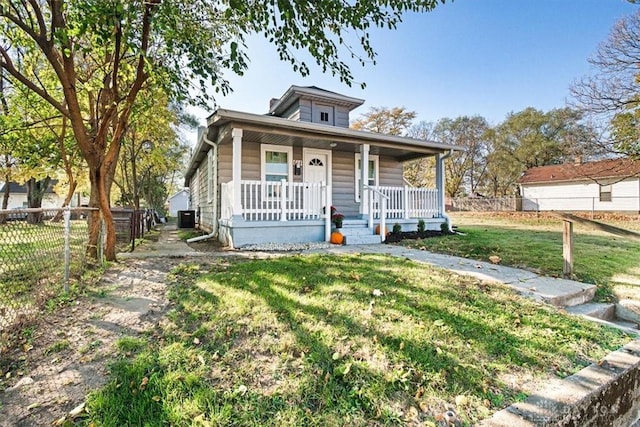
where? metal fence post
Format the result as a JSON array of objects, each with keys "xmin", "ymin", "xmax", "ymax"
[{"xmin": 63, "ymin": 207, "xmax": 71, "ymax": 292}]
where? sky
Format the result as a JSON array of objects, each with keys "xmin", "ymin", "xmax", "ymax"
[{"xmin": 186, "ymin": 0, "xmax": 638, "ymax": 141}]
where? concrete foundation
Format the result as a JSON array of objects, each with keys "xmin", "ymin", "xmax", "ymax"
[{"xmin": 219, "ymin": 219, "xmax": 325, "ymax": 248}]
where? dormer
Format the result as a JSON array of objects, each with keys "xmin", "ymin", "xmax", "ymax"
[{"xmin": 268, "ymin": 85, "xmax": 365, "ymax": 128}]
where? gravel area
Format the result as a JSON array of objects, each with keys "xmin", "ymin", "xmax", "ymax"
[{"xmin": 239, "ymin": 241, "xmax": 333, "ymax": 252}]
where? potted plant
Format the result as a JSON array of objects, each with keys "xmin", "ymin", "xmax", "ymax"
[{"xmin": 331, "ymin": 206, "xmax": 344, "ymax": 229}]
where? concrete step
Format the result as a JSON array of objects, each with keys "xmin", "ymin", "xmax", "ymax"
[
  {"xmin": 337, "ymin": 226, "xmax": 377, "ymax": 237},
  {"xmin": 343, "ymin": 234, "xmax": 382, "ymax": 245},
  {"xmin": 565, "ymin": 302, "xmax": 616, "ymax": 321},
  {"xmin": 616, "ymin": 299, "xmax": 640, "ymax": 324}
]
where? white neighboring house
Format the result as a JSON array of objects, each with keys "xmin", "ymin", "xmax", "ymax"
[
  {"xmin": 519, "ymin": 158, "xmax": 640, "ymax": 213},
  {"xmin": 167, "ymin": 189, "xmax": 190, "ymax": 217},
  {"xmin": 0, "ymin": 181, "xmax": 63, "ymax": 209}
]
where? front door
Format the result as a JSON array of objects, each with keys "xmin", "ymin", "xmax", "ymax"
[{"xmin": 303, "ymin": 149, "xmax": 331, "ymax": 218}]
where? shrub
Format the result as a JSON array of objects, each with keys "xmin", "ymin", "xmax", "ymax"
[
  {"xmin": 392, "ymin": 223, "xmax": 402, "ymax": 234},
  {"xmin": 440, "ymin": 221, "xmax": 450, "ymax": 233},
  {"xmin": 417, "ymin": 219, "xmax": 426, "ymax": 233}
]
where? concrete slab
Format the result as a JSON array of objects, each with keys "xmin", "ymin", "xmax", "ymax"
[
  {"xmin": 566, "ymin": 303, "xmax": 616, "ymax": 321},
  {"xmin": 312, "ymin": 244, "xmax": 596, "ymax": 308}
]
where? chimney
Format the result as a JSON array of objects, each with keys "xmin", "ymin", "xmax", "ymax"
[
  {"xmin": 574, "ymin": 156, "xmax": 582, "ymax": 165},
  {"xmin": 269, "ymin": 98, "xmax": 279, "ymax": 111},
  {"xmin": 197, "ymin": 126, "xmax": 206, "ymax": 142}
]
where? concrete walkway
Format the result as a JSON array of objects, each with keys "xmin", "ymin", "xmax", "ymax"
[
  {"xmin": 118, "ymin": 224, "xmax": 208, "ymax": 259},
  {"xmin": 303, "ymin": 244, "xmax": 597, "ymax": 308},
  {"xmin": 122, "ymin": 224, "xmax": 598, "ymax": 310}
]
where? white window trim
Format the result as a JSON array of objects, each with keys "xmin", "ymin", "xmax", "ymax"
[
  {"xmin": 354, "ymin": 153, "xmax": 379, "ymax": 202},
  {"xmin": 261, "ymin": 144, "xmax": 293, "ymax": 199},
  {"xmin": 599, "ymin": 183, "xmax": 612, "ymax": 202}
]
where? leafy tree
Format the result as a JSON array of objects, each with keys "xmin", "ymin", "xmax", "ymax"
[
  {"xmin": 484, "ymin": 107, "xmax": 596, "ymax": 195},
  {"xmin": 114, "ymin": 89, "xmax": 187, "ymax": 211},
  {"xmin": 0, "ymin": 0, "xmax": 448, "ymax": 260},
  {"xmin": 571, "ymin": 9, "xmax": 640, "ymax": 157},
  {"xmin": 351, "ymin": 106, "xmax": 417, "ymax": 134},
  {"xmin": 429, "ymin": 116, "xmax": 490, "ymax": 198},
  {"xmin": 350, "ymin": 107, "xmax": 438, "ymax": 187},
  {"xmin": 405, "ymin": 121, "xmax": 436, "ymax": 187}
]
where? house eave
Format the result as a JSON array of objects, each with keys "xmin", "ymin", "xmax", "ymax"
[
  {"xmin": 185, "ymin": 108, "xmax": 462, "ymax": 185},
  {"xmin": 520, "ymin": 175, "xmax": 640, "ymax": 186},
  {"xmin": 269, "ymin": 85, "xmax": 365, "ymax": 115},
  {"xmin": 207, "ymin": 109, "xmax": 461, "ymax": 152}
]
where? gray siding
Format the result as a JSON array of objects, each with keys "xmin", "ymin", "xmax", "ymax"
[
  {"xmin": 241, "ymin": 141, "xmax": 261, "ymax": 181},
  {"xmin": 335, "ymin": 106, "xmax": 350, "ymax": 128},
  {"xmin": 331, "ymin": 152, "xmax": 405, "ymax": 217},
  {"xmin": 218, "ymin": 142, "xmax": 233, "ymax": 184},
  {"xmin": 379, "ymin": 156, "xmax": 405, "ymax": 187},
  {"xmin": 331, "ymin": 151, "xmax": 359, "ymax": 217},
  {"xmin": 298, "ymin": 99, "xmax": 312, "ymax": 122},
  {"xmin": 202, "ymin": 139, "xmax": 406, "ymax": 221},
  {"xmin": 281, "ymin": 101, "xmax": 301, "ymax": 121}
]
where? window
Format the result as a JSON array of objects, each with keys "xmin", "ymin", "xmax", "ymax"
[
  {"xmin": 600, "ymin": 184, "xmax": 612, "ymax": 202},
  {"xmin": 354, "ymin": 154, "xmax": 379, "ymax": 201},
  {"xmin": 320, "ymin": 112, "xmax": 329, "ymax": 122},
  {"xmin": 261, "ymin": 144, "xmax": 293, "ymax": 198}
]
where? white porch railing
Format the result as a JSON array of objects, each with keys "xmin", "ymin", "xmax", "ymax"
[
  {"xmin": 221, "ymin": 181, "xmax": 439, "ymax": 223},
  {"xmin": 370, "ymin": 185, "xmax": 439, "ymax": 219},
  {"xmin": 222, "ymin": 180, "xmax": 327, "ymax": 222},
  {"xmin": 366, "ymin": 186, "xmax": 388, "ymax": 243}
]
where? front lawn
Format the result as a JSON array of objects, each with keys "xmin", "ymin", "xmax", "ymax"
[
  {"xmin": 84, "ymin": 254, "xmax": 629, "ymax": 426},
  {"xmin": 399, "ymin": 213, "xmax": 640, "ymax": 302}
]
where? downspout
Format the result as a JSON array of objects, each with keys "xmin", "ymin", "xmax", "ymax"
[
  {"xmin": 440, "ymin": 150, "xmax": 454, "ymax": 232},
  {"xmin": 187, "ymin": 135, "xmax": 218, "ymax": 243}
]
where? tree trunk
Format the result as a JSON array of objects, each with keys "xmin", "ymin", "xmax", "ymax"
[
  {"xmin": 26, "ymin": 177, "xmax": 51, "ymax": 224},
  {"xmin": 0, "ymin": 171, "xmax": 10, "ymax": 224},
  {"xmin": 51, "ymin": 178, "xmax": 77, "ymax": 222}
]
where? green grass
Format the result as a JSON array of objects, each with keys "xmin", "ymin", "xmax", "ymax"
[
  {"xmin": 84, "ymin": 255, "xmax": 630, "ymax": 426},
  {"xmin": 400, "ymin": 213, "xmax": 640, "ymax": 302}
]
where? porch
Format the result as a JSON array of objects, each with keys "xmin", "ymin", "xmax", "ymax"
[{"xmin": 219, "ymin": 179, "xmax": 445, "ymax": 247}]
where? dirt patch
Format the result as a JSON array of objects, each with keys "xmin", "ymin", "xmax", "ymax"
[{"xmin": 0, "ymin": 256, "xmax": 212, "ymax": 426}]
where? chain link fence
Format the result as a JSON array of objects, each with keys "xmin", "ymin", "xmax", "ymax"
[
  {"xmin": 0, "ymin": 207, "xmax": 101, "ymax": 359},
  {"xmin": 448, "ymin": 196, "xmax": 640, "ymax": 217},
  {"xmin": 448, "ymin": 197, "xmax": 519, "ymax": 212}
]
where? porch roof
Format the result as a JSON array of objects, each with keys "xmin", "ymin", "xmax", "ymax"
[{"xmin": 185, "ymin": 108, "xmax": 462, "ymax": 183}]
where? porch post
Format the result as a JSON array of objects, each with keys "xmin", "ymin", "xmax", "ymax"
[
  {"xmin": 403, "ymin": 185, "xmax": 410, "ymax": 219},
  {"xmin": 232, "ymin": 128, "xmax": 243, "ymax": 218},
  {"xmin": 436, "ymin": 153, "xmax": 445, "ymax": 217},
  {"xmin": 360, "ymin": 144, "xmax": 370, "ymax": 217}
]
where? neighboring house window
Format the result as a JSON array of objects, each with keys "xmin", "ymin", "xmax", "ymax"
[
  {"xmin": 207, "ymin": 149, "xmax": 214, "ymax": 203},
  {"xmin": 354, "ymin": 154, "xmax": 379, "ymax": 202},
  {"xmin": 599, "ymin": 184, "xmax": 612, "ymax": 202},
  {"xmin": 320, "ymin": 112, "xmax": 329, "ymax": 122},
  {"xmin": 261, "ymin": 144, "xmax": 293, "ymax": 197}
]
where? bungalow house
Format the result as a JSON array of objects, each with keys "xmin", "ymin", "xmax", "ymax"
[
  {"xmin": 519, "ymin": 158, "xmax": 640, "ymax": 213},
  {"xmin": 184, "ymin": 85, "xmax": 461, "ymax": 248}
]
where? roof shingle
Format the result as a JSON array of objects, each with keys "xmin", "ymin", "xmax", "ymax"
[{"xmin": 518, "ymin": 158, "xmax": 640, "ymax": 184}]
